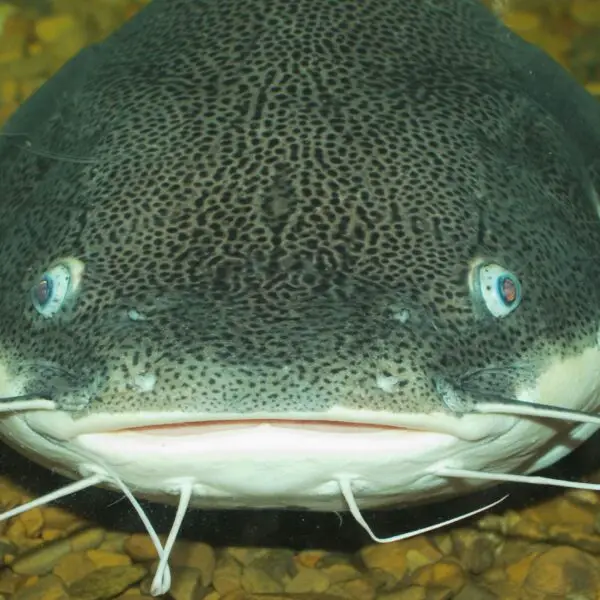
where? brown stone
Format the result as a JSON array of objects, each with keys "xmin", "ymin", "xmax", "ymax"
[
  {"xmin": 0, "ymin": 568, "xmax": 27, "ymax": 594},
  {"xmin": 377, "ymin": 587, "xmax": 426, "ymax": 600},
  {"xmin": 295, "ymin": 550, "xmax": 328, "ymax": 569},
  {"xmin": 565, "ymin": 489, "xmax": 600, "ymax": 506},
  {"xmin": 285, "ymin": 566, "xmax": 330, "ymax": 594},
  {"xmin": 524, "ymin": 545, "xmax": 600, "ymax": 597},
  {"xmin": 241, "ymin": 566, "xmax": 283, "ymax": 594},
  {"xmin": 451, "ymin": 529, "xmax": 498, "ymax": 574},
  {"xmin": 12, "ymin": 574, "xmax": 68, "ymax": 600},
  {"xmin": 521, "ymin": 496, "xmax": 596, "ymax": 529},
  {"xmin": 52, "ymin": 551, "xmax": 96, "ymax": 586},
  {"xmin": 213, "ymin": 552, "xmax": 243, "ymax": 595},
  {"xmin": 227, "ymin": 548, "xmax": 269, "ymax": 566},
  {"xmin": 360, "ymin": 541, "xmax": 408, "ymax": 580},
  {"xmin": 252, "ymin": 549, "xmax": 296, "ymax": 584},
  {"xmin": 243, "ymin": 595, "xmax": 346, "ymax": 600},
  {"xmin": 0, "ymin": 538, "xmax": 16, "ymax": 565},
  {"xmin": 123, "ymin": 534, "xmax": 158, "ymax": 562},
  {"xmin": 433, "ymin": 534, "xmax": 453, "ymax": 555},
  {"xmin": 68, "ymin": 565, "xmax": 147, "ymax": 600},
  {"xmin": 69, "ymin": 528, "xmax": 106, "ymax": 553},
  {"xmin": 41, "ymin": 530, "xmax": 64, "ymax": 543},
  {"xmin": 504, "ymin": 552, "xmax": 541, "ymax": 587},
  {"xmin": 220, "ymin": 591, "xmax": 249, "ymax": 600},
  {"xmin": 17, "ymin": 508, "xmax": 44, "ymax": 538},
  {"xmin": 170, "ymin": 541, "xmax": 216, "ymax": 586},
  {"xmin": 329, "ymin": 577, "xmax": 377, "ymax": 600},
  {"xmin": 321, "ymin": 562, "xmax": 362, "ymax": 584},
  {"xmin": 424, "ymin": 587, "xmax": 454, "ymax": 600},
  {"xmin": 115, "ymin": 590, "xmax": 147, "ymax": 600},
  {"xmin": 169, "ymin": 566, "xmax": 206, "ymax": 600},
  {"xmin": 412, "ymin": 558, "xmax": 466, "ymax": 594},
  {"xmin": 4, "ymin": 520, "xmax": 28, "ymax": 547},
  {"xmin": 11, "ymin": 538, "xmax": 72, "ymax": 575},
  {"xmin": 453, "ymin": 582, "xmax": 499, "ymax": 600},
  {"xmin": 86, "ymin": 549, "xmax": 132, "ymax": 569},
  {"xmin": 97, "ymin": 532, "xmax": 128, "ymax": 553},
  {"xmin": 547, "ymin": 524, "xmax": 600, "ymax": 553},
  {"xmin": 39, "ymin": 507, "xmax": 85, "ymax": 532},
  {"xmin": 405, "ymin": 538, "xmax": 443, "ymax": 575}
]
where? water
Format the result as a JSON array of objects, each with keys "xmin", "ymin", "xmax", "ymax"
[{"xmin": 1, "ymin": 2, "xmax": 600, "ymax": 599}]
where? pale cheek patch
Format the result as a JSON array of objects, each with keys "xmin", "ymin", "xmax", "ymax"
[
  {"xmin": 375, "ymin": 373, "xmax": 400, "ymax": 393},
  {"xmin": 535, "ymin": 346, "xmax": 600, "ymax": 412},
  {"xmin": 391, "ymin": 308, "xmax": 410, "ymax": 324},
  {"xmin": 132, "ymin": 373, "xmax": 157, "ymax": 393}
]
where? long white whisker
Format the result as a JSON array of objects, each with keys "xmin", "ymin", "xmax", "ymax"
[
  {"xmin": 437, "ymin": 467, "xmax": 600, "ymax": 490},
  {"xmin": 97, "ymin": 468, "xmax": 170, "ymax": 593},
  {"xmin": 0, "ymin": 473, "xmax": 104, "ymax": 521},
  {"xmin": 475, "ymin": 401, "xmax": 600, "ymax": 425},
  {"xmin": 151, "ymin": 481, "xmax": 193, "ymax": 596},
  {"xmin": 0, "ymin": 399, "xmax": 56, "ymax": 412},
  {"xmin": 338, "ymin": 477, "xmax": 508, "ymax": 543}
]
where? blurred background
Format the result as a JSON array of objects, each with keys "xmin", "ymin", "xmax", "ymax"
[{"xmin": 0, "ymin": 0, "xmax": 599, "ymax": 128}]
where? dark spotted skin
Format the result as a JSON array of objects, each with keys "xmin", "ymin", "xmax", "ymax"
[{"xmin": 1, "ymin": 0, "xmax": 600, "ymax": 418}]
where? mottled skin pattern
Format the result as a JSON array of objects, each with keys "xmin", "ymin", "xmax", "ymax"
[{"xmin": 1, "ymin": 0, "xmax": 600, "ymax": 420}]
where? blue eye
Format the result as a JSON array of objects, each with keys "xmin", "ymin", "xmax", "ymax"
[
  {"xmin": 31, "ymin": 263, "xmax": 72, "ymax": 318},
  {"xmin": 472, "ymin": 262, "xmax": 522, "ymax": 318}
]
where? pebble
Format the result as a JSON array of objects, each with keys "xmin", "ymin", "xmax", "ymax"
[
  {"xmin": 53, "ymin": 552, "xmax": 96, "ymax": 586},
  {"xmin": 241, "ymin": 566, "xmax": 284, "ymax": 594},
  {"xmin": 411, "ymin": 559, "xmax": 466, "ymax": 594},
  {"xmin": 378, "ymin": 588, "xmax": 426, "ymax": 600},
  {"xmin": 11, "ymin": 538, "xmax": 73, "ymax": 576},
  {"xmin": 68, "ymin": 565, "xmax": 147, "ymax": 600},
  {"xmin": 571, "ymin": 0, "xmax": 600, "ymax": 25},
  {"xmin": 122, "ymin": 534, "xmax": 157, "ymax": 562},
  {"xmin": 12, "ymin": 574, "xmax": 69, "ymax": 600},
  {"xmin": 360, "ymin": 540, "xmax": 409, "ymax": 579},
  {"xmin": 213, "ymin": 552, "xmax": 243, "ymax": 595},
  {"xmin": 450, "ymin": 529, "xmax": 499, "ymax": 575},
  {"xmin": 523, "ymin": 546, "xmax": 600, "ymax": 597},
  {"xmin": 35, "ymin": 15, "xmax": 78, "ymax": 44},
  {"xmin": 329, "ymin": 577, "xmax": 377, "ymax": 600},
  {"xmin": 168, "ymin": 566, "xmax": 206, "ymax": 600},
  {"xmin": 86, "ymin": 550, "xmax": 132, "ymax": 569},
  {"xmin": 170, "ymin": 540, "xmax": 215, "ymax": 584},
  {"xmin": 284, "ymin": 567, "xmax": 331, "ymax": 594}
]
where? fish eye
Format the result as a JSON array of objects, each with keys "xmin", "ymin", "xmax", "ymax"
[
  {"xmin": 472, "ymin": 262, "xmax": 522, "ymax": 318},
  {"xmin": 31, "ymin": 263, "xmax": 74, "ymax": 318}
]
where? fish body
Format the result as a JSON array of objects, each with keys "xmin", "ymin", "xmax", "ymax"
[{"xmin": 1, "ymin": 0, "xmax": 600, "ymax": 513}]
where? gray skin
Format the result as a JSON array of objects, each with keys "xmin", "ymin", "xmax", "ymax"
[{"xmin": 1, "ymin": 0, "xmax": 600, "ymax": 422}]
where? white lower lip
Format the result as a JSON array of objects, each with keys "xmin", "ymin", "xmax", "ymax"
[{"xmin": 73, "ymin": 422, "xmax": 457, "ymax": 508}]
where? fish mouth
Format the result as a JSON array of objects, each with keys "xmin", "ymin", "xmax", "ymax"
[
  {"xmin": 125, "ymin": 418, "xmax": 414, "ymax": 435},
  {"xmin": 20, "ymin": 404, "xmax": 515, "ymax": 441},
  {"xmin": 0, "ymin": 407, "xmax": 515, "ymax": 508}
]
